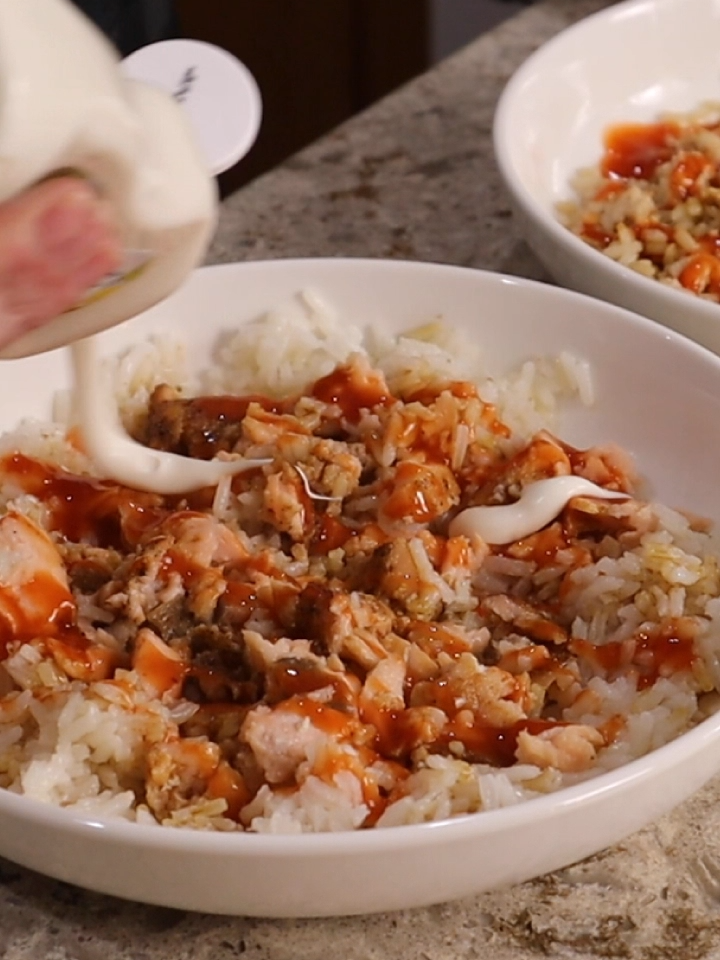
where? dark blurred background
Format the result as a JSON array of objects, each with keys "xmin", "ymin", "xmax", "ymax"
[{"xmin": 73, "ymin": 0, "xmax": 529, "ymax": 197}]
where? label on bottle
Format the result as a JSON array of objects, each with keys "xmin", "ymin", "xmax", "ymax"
[{"xmin": 70, "ymin": 248, "xmax": 153, "ymax": 311}]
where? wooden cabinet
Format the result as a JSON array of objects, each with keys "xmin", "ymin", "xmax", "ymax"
[{"xmin": 176, "ymin": 1, "xmax": 430, "ymax": 196}]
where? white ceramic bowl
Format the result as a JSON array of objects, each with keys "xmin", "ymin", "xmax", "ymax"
[
  {"xmin": 493, "ymin": 0, "xmax": 720, "ymax": 355},
  {"xmin": 4, "ymin": 258, "xmax": 720, "ymax": 917}
]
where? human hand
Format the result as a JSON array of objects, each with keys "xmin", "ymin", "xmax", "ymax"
[{"xmin": 0, "ymin": 176, "xmax": 121, "ymax": 352}]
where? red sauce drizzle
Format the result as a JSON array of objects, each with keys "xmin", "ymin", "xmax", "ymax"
[
  {"xmin": 405, "ymin": 621, "xmax": 471, "ymax": 660},
  {"xmin": 172, "ymin": 394, "xmax": 290, "ymax": 460},
  {"xmin": 0, "ymin": 453, "xmax": 165, "ymax": 548},
  {"xmin": 310, "ymin": 514, "xmax": 358, "ymax": 555},
  {"xmin": 368, "ymin": 702, "xmax": 567, "ymax": 767},
  {"xmin": 220, "ymin": 580, "xmax": 260, "ymax": 624},
  {"xmin": 191, "ymin": 394, "xmax": 286, "ymax": 421},
  {"xmin": 699, "ymin": 233, "xmax": 720, "ymax": 255},
  {"xmin": 0, "ymin": 572, "xmax": 75, "ymax": 658},
  {"xmin": 601, "ymin": 121, "xmax": 680, "ymax": 180},
  {"xmin": 160, "ymin": 548, "xmax": 204, "ymax": 587},
  {"xmin": 581, "ymin": 220, "xmax": 613, "ymax": 248},
  {"xmin": 132, "ymin": 633, "xmax": 187, "ymax": 693},
  {"xmin": 675, "ymin": 232, "xmax": 720, "ymax": 297},
  {"xmin": 501, "ymin": 523, "xmax": 570, "ymax": 565},
  {"xmin": 382, "ymin": 461, "xmax": 432, "ymax": 523},
  {"xmin": 670, "ymin": 151, "xmax": 711, "ymax": 201},
  {"xmin": 206, "ymin": 762, "xmax": 251, "ymax": 820},
  {"xmin": 267, "ymin": 660, "xmax": 357, "ymax": 709},
  {"xmin": 404, "ymin": 380, "xmax": 479, "ymax": 405},
  {"xmin": 47, "ymin": 626, "xmax": 120, "ymax": 681},
  {"xmin": 312, "ymin": 365, "xmax": 392, "ymax": 421},
  {"xmin": 594, "ymin": 181, "xmax": 627, "ymax": 202},
  {"xmin": 438, "ymin": 717, "xmax": 567, "ymax": 767},
  {"xmin": 679, "ymin": 253, "xmax": 720, "ymax": 296},
  {"xmin": 281, "ymin": 695, "xmax": 357, "ymax": 738},
  {"xmin": 570, "ymin": 620, "xmax": 696, "ymax": 690}
]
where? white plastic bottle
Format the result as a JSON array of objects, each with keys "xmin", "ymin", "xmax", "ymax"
[{"xmin": 0, "ymin": 0, "xmax": 218, "ymax": 360}]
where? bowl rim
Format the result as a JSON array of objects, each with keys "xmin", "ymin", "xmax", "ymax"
[
  {"xmin": 491, "ymin": 0, "xmax": 720, "ymax": 328},
  {"xmin": 3, "ymin": 257, "xmax": 720, "ymax": 855}
]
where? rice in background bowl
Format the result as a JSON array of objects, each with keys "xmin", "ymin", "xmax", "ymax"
[{"xmin": 1, "ymin": 260, "xmax": 720, "ymax": 916}]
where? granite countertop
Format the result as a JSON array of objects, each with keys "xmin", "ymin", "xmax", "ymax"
[{"xmin": 6, "ymin": 1, "xmax": 720, "ymax": 958}]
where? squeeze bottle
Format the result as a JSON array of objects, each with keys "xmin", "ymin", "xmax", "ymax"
[{"xmin": 0, "ymin": 0, "xmax": 218, "ymax": 360}]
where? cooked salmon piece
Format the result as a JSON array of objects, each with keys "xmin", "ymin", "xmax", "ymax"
[{"xmin": 0, "ymin": 512, "xmax": 74, "ymax": 651}]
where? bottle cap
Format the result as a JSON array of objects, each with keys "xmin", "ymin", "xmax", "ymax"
[{"xmin": 122, "ymin": 39, "xmax": 262, "ymax": 175}]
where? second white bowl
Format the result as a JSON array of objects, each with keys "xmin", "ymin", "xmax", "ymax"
[{"xmin": 493, "ymin": 0, "xmax": 720, "ymax": 354}]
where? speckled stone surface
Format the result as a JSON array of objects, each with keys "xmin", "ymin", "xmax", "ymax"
[{"xmin": 8, "ymin": 1, "xmax": 720, "ymax": 958}]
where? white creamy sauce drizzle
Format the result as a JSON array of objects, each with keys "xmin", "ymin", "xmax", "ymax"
[
  {"xmin": 448, "ymin": 476, "xmax": 631, "ymax": 545},
  {"xmin": 71, "ymin": 338, "xmax": 269, "ymax": 494}
]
